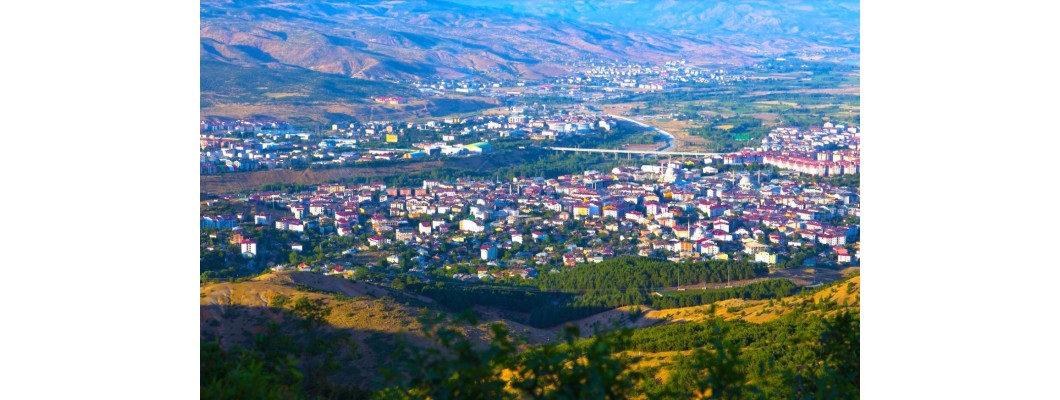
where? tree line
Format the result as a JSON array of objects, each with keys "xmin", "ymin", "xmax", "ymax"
[{"xmin": 410, "ymin": 257, "xmax": 788, "ymax": 328}]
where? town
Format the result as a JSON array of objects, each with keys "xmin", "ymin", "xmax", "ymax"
[
  {"xmin": 201, "ymin": 120, "xmax": 860, "ymax": 287},
  {"xmin": 200, "ymin": 104, "xmax": 631, "ymax": 174}
]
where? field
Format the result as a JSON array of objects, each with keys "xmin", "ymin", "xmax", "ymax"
[
  {"xmin": 201, "ymin": 160, "xmax": 449, "ymax": 194},
  {"xmin": 201, "ymin": 97, "xmax": 499, "ymax": 125},
  {"xmin": 599, "ymin": 102, "xmax": 714, "ymax": 152},
  {"xmin": 201, "ymin": 147, "xmax": 633, "ymax": 195}
]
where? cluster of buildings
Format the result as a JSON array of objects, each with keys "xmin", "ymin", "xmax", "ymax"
[
  {"xmin": 199, "ymin": 117, "xmax": 290, "ymax": 134},
  {"xmin": 401, "ymin": 59, "xmax": 750, "ymax": 105},
  {"xmin": 572, "ymin": 60, "xmax": 747, "ymax": 88},
  {"xmin": 201, "ymin": 144, "xmax": 860, "ymax": 281},
  {"xmin": 199, "ymin": 105, "xmax": 623, "ymax": 174},
  {"xmin": 757, "ymin": 123, "xmax": 860, "ymax": 176}
]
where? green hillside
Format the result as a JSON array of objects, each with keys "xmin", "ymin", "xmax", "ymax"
[{"xmin": 200, "ymin": 61, "xmax": 412, "ymax": 106}]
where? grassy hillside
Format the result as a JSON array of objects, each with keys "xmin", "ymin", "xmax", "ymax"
[
  {"xmin": 201, "ymin": 272, "xmax": 432, "ymax": 389},
  {"xmin": 648, "ymin": 274, "xmax": 860, "ymax": 324},
  {"xmin": 201, "ymin": 270, "xmax": 859, "ymax": 397},
  {"xmin": 200, "ymin": 61, "xmax": 499, "ymax": 124},
  {"xmin": 201, "ymin": 61, "xmax": 411, "ymax": 106},
  {"xmin": 200, "ymin": 271, "xmax": 569, "ymax": 388}
]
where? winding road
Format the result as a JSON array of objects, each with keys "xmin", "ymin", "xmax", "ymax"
[
  {"xmin": 607, "ymin": 114, "xmax": 676, "ymax": 152},
  {"xmin": 546, "ymin": 114, "xmax": 730, "ymax": 157}
]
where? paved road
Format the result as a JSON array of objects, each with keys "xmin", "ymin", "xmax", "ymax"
[
  {"xmin": 546, "ymin": 147, "xmax": 727, "ymax": 157},
  {"xmin": 607, "ymin": 114, "xmax": 676, "ymax": 151},
  {"xmin": 546, "ymin": 114, "xmax": 732, "ymax": 157}
]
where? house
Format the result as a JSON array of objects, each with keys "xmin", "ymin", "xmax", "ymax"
[
  {"xmin": 698, "ymin": 240, "xmax": 719, "ymax": 255},
  {"xmin": 532, "ymin": 231, "xmax": 547, "ymax": 242},
  {"xmin": 644, "ymin": 201, "xmax": 661, "ymax": 216},
  {"xmin": 755, "ymin": 251, "xmax": 777, "ymax": 265},
  {"xmin": 700, "ymin": 203, "xmax": 729, "ymax": 218},
  {"xmin": 835, "ymin": 247, "xmax": 852, "ymax": 264},
  {"xmin": 201, "ymin": 215, "xmax": 238, "ymax": 229},
  {"xmin": 743, "ymin": 240, "xmax": 768, "ymax": 255},
  {"xmin": 799, "ymin": 231, "xmax": 817, "ymax": 242},
  {"xmin": 253, "ymin": 213, "xmax": 270, "ymax": 225},
  {"xmin": 291, "ymin": 206, "xmax": 307, "ymax": 220},
  {"xmin": 679, "ymin": 241, "xmax": 696, "ymax": 253},
  {"xmin": 290, "ymin": 243, "xmax": 303, "ymax": 252},
  {"xmin": 228, "ymin": 229, "xmax": 245, "ymax": 245},
  {"xmin": 512, "ymin": 233, "xmax": 524, "ymax": 244},
  {"xmin": 287, "ymin": 220, "xmax": 305, "ymax": 232},
  {"xmin": 711, "ymin": 230, "xmax": 732, "ymax": 241},
  {"xmin": 368, "ymin": 236, "xmax": 390, "ymax": 247},
  {"xmin": 419, "ymin": 221, "xmax": 432, "ymax": 235},
  {"xmin": 396, "ymin": 227, "xmax": 416, "ymax": 242},
  {"xmin": 768, "ymin": 232, "xmax": 784, "ymax": 244},
  {"xmin": 563, "ymin": 253, "xmax": 577, "ymax": 267},
  {"xmin": 481, "ymin": 243, "xmax": 498, "ymax": 261},
  {"xmin": 625, "ymin": 211, "xmax": 645, "ymax": 223},
  {"xmin": 240, "ymin": 239, "xmax": 257, "ymax": 257},
  {"xmin": 460, "ymin": 219, "xmax": 484, "ymax": 233},
  {"xmin": 572, "ymin": 203, "xmax": 590, "ymax": 219},
  {"xmin": 334, "ymin": 211, "xmax": 357, "ymax": 225},
  {"xmin": 818, "ymin": 232, "xmax": 841, "ymax": 246},
  {"xmin": 712, "ymin": 218, "xmax": 730, "ymax": 232}
]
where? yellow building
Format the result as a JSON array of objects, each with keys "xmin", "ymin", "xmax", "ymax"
[
  {"xmin": 385, "ymin": 134, "xmax": 399, "ymax": 143},
  {"xmin": 573, "ymin": 204, "xmax": 590, "ymax": 218},
  {"xmin": 755, "ymin": 251, "xmax": 777, "ymax": 264}
]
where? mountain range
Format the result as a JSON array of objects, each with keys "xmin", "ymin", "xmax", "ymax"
[{"xmin": 201, "ymin": 0, "xmax": 859, "ymax": 82}]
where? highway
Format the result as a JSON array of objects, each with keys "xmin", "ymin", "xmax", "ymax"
[
  {"xmin": 546, "ymin": 147, "xmax": 727, "ymax": 157},
  {"xmin": 607, "ymin": 114, "xmax": 676, "ymax": 152}
]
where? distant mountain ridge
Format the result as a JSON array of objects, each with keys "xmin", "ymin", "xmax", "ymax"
[
  {"xmin": 452, "ymin": 0, "xmax": 859, "ymax": 47},
  {"xmin": 201, "ymin": 0, "xmax": 859, "ymax": 82}
]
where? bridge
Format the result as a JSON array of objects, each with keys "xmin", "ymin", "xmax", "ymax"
[{"xmin": 545, "ymin": 147, "xmax": 728, "ymax": 157}]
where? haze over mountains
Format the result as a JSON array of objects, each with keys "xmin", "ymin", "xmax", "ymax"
[{"xmin": 201, "ymin": 0, "xmax": 859, "ymax": 82}]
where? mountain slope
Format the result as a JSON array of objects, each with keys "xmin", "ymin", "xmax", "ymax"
[{"xmin": 200, "ymin": 0, "xmax": 857, "ymax": 82}]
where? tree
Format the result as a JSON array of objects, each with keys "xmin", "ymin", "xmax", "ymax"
[
  {"xmin": 290, "ymin": 297, "xmax": 330, "ymax": 328},
  {"xmin": 813, "ymin": 311, "xmax": 860, "ymax": 398},
  {"xmin": 378, "ymin": 314, "xmax": 643, "ymax": 400}
]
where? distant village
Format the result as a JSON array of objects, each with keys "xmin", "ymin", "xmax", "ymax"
[{"xmin": 408, "ymin": 59, "xmax": 746, "ymax": 102}]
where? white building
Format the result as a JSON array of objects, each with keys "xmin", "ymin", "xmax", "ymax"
[
  {"xmin": 460, "ymin": 219, "xmax": 484, "ymax": 233},
  {"xmin": 240, "ymin": 239, "xmax": 257, "ymax": 257},
  {"xmin": 481, "ymin": 244, "xmax": 498, "ymax": 261}
]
